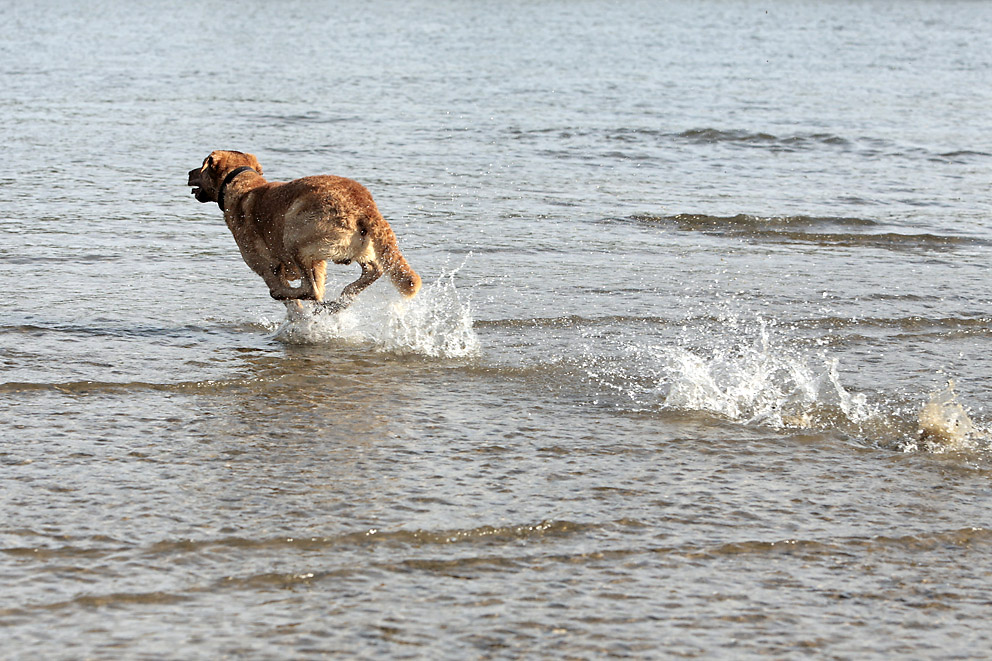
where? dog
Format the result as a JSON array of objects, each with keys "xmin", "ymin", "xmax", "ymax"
[{"xmin": 187, "ymin": 150, "xmax": 421, "ymax": 313}]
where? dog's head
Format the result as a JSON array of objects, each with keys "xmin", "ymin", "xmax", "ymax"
[{"xmin": 187, "ymin": 150, "xmax": 263, "ymax": 204}]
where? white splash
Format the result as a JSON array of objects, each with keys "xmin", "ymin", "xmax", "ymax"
[
  {"xmin": 657, "ymin": 321, "xmax": 872, "ymax": 429},
  {"xmin": 643, "ymin": 318, "xmax": 992, "ymax": 453},
  {"xmin": 272, "ymin": 267, "xmax": 480, "ymax": 358}
]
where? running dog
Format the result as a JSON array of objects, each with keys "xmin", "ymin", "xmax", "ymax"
[{"xmin": 187, "ymin": 150, "xmax": 421, "ymax": 313}]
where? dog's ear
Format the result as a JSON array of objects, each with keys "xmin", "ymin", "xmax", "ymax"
[
  {"xmin": 205, "ymin": 151, "xmax": 222, "ymax": 171},
  {"xmin": 246, "ymin": 153, "xmax": 263, "ymax": 175}
]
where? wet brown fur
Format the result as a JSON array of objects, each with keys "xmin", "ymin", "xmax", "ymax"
[{"xmin": 187, "ymin": 150, "xmax": 421, "ymax": 311}]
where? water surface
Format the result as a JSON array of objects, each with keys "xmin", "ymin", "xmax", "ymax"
[{"xmin": 2, "ymin": 0, "xmax": 992, "ymax": 658}]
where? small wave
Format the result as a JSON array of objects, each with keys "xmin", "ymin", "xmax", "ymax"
[
  {"xmin": 786, "ymin": 315, "xmax": 992, "ymax": 343},
  {"xmin": 690, "ymin": 527, "xmax": 992, "ymax": 560},
  {"xmin": 143, "ymin": 519, "xmax": 591, "ymax": 559},
  {"xmin": 479, "ymin": 313, "xmax": 992, "ymax": 347},
  {"xmin": 677, "ymin": 127, "xmax": 852, "ymax": 152},
  {"xmin": 624, "ymin": 213, "xmax": 983, "ymax": 251},
  {"xmin": 628, "ymin": 212, "xmax": 878, "ymax": 230},
  {"xmin": 0, "ymin": 378, "xmax": 261, "ymax": 395},
  {"xmin": 508, "ymin": 124, "xmax": 988, "ymax": 169},
  {"xmin": 476, "ymin": 314, "xmax": 672, "ymax": 330},
  {"xmin": 511, "ymin": 126, "xmax": 855, "ymax": 153},
  {"xmin": 0, "ymin": 321, "xmax": 265, "ymax": 341},
  {"xmin": 935, "ymin": 150, "xmax": 992, "ymax": 163},
  {"xmin": 250, "ymin": 110, "xmax": 357, "ymax": 126},
  {"xmin": 791, "ymin": 315, "xmax": 992, "ymax": 333},
  {"xmin": 675, "ymin": 127, "xmax": 988, "ymax": 164},
  {"xmin": 274, "ymin": 266, "xmax": 480, "ymax": 358},
  {"xmin": 0, "ymin": 590, "xmax": 192, "ymax": 618},
  {"xmin": 3, "ymin": 520, "xmax": 594, "ymax": 567}
]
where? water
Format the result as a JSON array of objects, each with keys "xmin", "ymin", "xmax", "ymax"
[{"xmin": 2, "ymin": 0, "xmax": 992, "ymax": 657}]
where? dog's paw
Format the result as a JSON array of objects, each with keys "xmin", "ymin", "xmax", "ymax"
[
  {"xmin": 318, "ymin": 300, "xmax": 348, "ymax": 315},
  {"xmin": 283, "ymin": 300, "xmax": 311, "ymax": 322}
]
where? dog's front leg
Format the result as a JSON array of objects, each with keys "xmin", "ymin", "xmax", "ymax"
[{"xmin": 262, "ymin": 264, "xmax": 316, "ymax": 301}]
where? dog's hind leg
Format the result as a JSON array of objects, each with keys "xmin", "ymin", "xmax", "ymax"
[
  {"xmin": 319, "ymin": 260, "xmax": 384, "ymax": 313},
  {"xmin": 340, "ymin": 260, "xmax": 383, "ymax": 301}
]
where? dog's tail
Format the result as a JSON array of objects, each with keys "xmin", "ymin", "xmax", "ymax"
[{"xmin": 370, "ymin": 218, "xmax": 422, "ymax": 298}]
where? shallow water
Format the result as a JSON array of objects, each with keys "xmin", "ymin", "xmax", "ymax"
[{"xmin": 3, "ymin": 0, "xmax": 992, "ymax": 658}]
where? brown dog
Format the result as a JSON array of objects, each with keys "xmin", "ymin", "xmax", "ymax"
[{"xmin": 187, "ymin": 150, "xmax": 421, "ymax": 313}]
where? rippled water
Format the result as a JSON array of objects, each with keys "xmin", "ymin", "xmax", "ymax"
[{"xmin": 3, "ymin": 0, "xmax": 992, "ymax": 658}]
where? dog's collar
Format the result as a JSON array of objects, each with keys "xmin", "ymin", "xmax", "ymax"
[{"xmin": 217, "ymin": 166, "xmax": 256, "ymax": 211}]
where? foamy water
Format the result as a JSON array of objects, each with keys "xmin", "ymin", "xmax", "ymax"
[
  {"xmin": 273, "ymin": 267, "xmax": 480, "ymax": 359},
  {"xmin": 660, "ymin": 326, "xmax": 871, "ymax": 430},
  {"xmin": 577, "ymin": 315, "xmax": 872, "ymax": 428}
]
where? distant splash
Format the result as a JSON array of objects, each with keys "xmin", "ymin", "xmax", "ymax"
[
  {"xmin": 579, "ymin": 313, "xmax": 990, "ymax": 454},
  {"xmin": 580, "ymin": 315, "xmax": 865, "ymax": 425},
  {"xmin": 273, "ymin": 266, "xmax": 480, "ymax": 358},
  {"xmin": 659, "ymin": 327, "xmax": 871, "ymax": 431},
  {"xmin": 658, "ymin": 317, "xmax": 874, "ymax": 431}
]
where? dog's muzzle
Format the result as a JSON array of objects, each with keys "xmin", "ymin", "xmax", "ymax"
[{"xmin": 188, "ymin": 168, "xmax": 211, "ymax": 203}]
